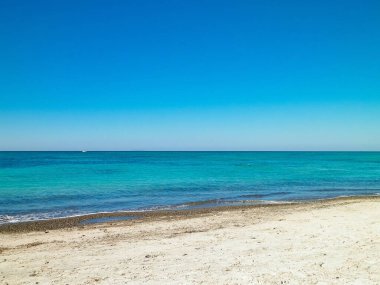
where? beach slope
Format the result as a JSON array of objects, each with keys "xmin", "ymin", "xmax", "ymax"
[{"xmin": 1, "ymin": 197, "xmax": 379, "ymax": 284}]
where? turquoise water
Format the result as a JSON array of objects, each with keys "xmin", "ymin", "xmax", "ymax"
[{"xmin": 0, "ymin": 151, "xmax": 379, "ymax": 224}]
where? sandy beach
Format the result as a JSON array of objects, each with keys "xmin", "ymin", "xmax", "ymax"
[{"xmin": 1, "ymin": 196, "xmax": 379, "ymax": 284}]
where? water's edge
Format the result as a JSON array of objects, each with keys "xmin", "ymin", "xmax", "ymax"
[
  {"xmin": 1, "ymin": 192, "xmax": 379, "ymax": 225},
  {"xmin": 1, "ymin": 194, "xmax": 379, "ymax": 233}
]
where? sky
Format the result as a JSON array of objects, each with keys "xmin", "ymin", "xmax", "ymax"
[{"xmin": 1, "ymin": 0, "xmax": 379, "ymax": 151}]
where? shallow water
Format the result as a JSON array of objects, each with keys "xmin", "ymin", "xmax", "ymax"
[{"xmin": 1, "ymin": 151, "xmax": 379, "ymax": 223}]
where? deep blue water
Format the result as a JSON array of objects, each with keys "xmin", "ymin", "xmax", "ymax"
[{"xmin": 0, "ymin": 152, "xmax": 379, "ymax": 224}]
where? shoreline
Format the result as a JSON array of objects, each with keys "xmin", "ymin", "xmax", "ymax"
[{"xmin": 1, "ymin": 194, "xmax": 379, "ymax": 233}]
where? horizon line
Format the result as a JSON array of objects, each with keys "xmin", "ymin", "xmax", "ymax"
[{"xmin": 1, "ymin": 150, "xmax": 380, "ymax": 152}]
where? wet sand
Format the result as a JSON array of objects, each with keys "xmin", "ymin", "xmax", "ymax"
[{"xmin": 1, "ymin": 196, "xmax": 379, "ymax": 284}]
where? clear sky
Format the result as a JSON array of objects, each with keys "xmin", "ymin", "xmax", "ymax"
[{"xmin": 1, "ymin": 0, "xmax": 379, "ymax": 150}]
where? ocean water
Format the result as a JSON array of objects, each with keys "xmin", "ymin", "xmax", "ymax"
[{"xmin": 0, "ymin": 151, "xmax": 379, "ymax": 224}]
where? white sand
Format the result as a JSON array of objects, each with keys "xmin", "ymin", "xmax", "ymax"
[{"xmin": 1, "ymin": 197, "xmax": 379, "ymax": 284}]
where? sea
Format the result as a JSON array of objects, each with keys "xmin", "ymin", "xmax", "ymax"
[{"xmin": 0, "ymin": 151, "xmax": 379, "ymax": 224}]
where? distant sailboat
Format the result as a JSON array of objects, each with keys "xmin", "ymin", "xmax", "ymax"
[{"xmin": 81, "ymin": 150, "xmax": 87, "ymax": 153}]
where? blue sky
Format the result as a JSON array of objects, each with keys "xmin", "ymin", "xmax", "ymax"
[{"xmin": 1, "ymin": 0, "xmax": 379, "ymax": 150}]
